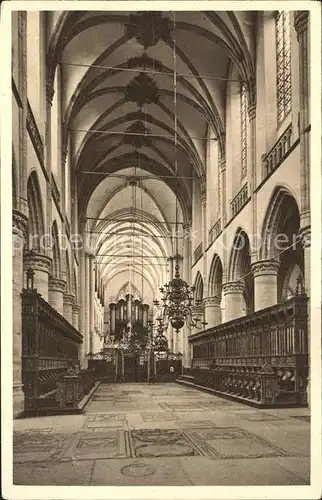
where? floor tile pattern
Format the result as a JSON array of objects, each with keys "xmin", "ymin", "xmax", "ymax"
[{"xmin": 13, "ymin": 382, "xmax": 310, "ymax": 486}]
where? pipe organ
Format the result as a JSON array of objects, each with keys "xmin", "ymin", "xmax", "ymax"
[{"xmin": 109, "ymin": 294, "xmax": 150, "ymax": 338}]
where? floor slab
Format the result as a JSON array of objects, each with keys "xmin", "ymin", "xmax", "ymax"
[{"xmin": 13, "ymin": 382, "xmax": 310, "ymax": 486}]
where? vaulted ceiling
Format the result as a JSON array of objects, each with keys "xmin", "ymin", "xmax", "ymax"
[{"xmin": 47, "ymin": 10, "xmax": 256, "ymax": 302}]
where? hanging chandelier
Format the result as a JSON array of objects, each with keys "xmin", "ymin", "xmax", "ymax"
[{"xmin": 153, "ymin": 257, "xmax": 207, "ymax": 334}]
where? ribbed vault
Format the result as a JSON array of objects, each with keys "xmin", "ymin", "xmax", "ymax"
[{"xmin": 46, "ymin": 10, "xmax": 256, "ymax": 302}]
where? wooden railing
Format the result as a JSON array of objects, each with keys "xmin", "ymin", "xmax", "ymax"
[
  {"xmin": 262, "ymin": 124, "xmax": 293, "ymax": 179},
  {"xmin": 21, "ymin": 289, "xmax": 84, "ymax": 414},
  {"xmin": 194, "ymin": 242, "xmax": 203, "ymax": 263},
  {"xmin": 231, "ymin": 183, "xmax": 248, "ymax": 218},
  {"xmin": 209, "ymin": 218, "xmax": 221, "ymax": 244},
  {"xmin": 189, "ymin": 295, "xmax": 308, "ymax": 406}
]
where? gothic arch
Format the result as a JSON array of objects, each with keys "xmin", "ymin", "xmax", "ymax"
[
  {"xmin": 228, "ymin": 228, "xmax": 254, "ymax": 314},
  {"xmin": 259, "ymin": 186, "xmax": 304, "ymax": 300},
  {"xmin": 27, "ymin": 171, "xmax": 45, "ymax": 251},
  {"xmin": 208, "ymin": 254, "xmax": 223, "ymax": 298},
  {"xmin": 194, "ymin": 271, "xmax": 204, "ymax": 303},
  {"xmin": 51, "ymin": 221, "xmax": 62, "ymax": 278},
  {"xmin": 259, "ymin": 185, "xmax": 301, "ymax": 261}
]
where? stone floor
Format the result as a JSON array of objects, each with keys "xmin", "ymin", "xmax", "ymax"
[{"xmin": 13, "ymin": 382, "xmax": 310, "ymax": 486}]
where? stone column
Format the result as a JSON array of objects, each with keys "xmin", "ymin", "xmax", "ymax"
[
  {"xmin": 300, "ymin": 226, "xmax": 311, "ymax": 405},
  {"xmin": 191, "ymin": 305, "xmax": 205, "ymax": 335},
  {"xmin": 201, "ymin": 190, "xmax": 208, "ymax": 293},
  {"xmin": 295, "ymin": 17, "xmax": 310, "ymax": 409},
  {"xmin": 248, "ymin": 102, "xmax": 258, "ymax": 262},
  {"xmin": 109, "ymin": 302, "xmax": 116, "ymax": 334},
  {"xmin": 251, "ymin": 260, "xmax": 280, "ymax": 311},
  {"xmin": 63, "ymin": 293, "xmax": 75, "ymax": 324},
  {"xmin": 182, "ymin": 221, "xmax": 192, "ymax": 366},
  {"xmin": 219, "ymin": 156, "xmax": 227, "ymax": 226},
  {"xmin": 222, "ymin": 282, "xmax": 245, "ymax": 321},
  {"xmin": 23, "ymin": 251, "xmax": 52, "ymax": 301},
  {"xmin": 45, "ymin": 83, "xmax": 54, "ymax": 242},
  {"xmin": 72, "ymin": 304, "xmax": 81, "ymax": 331},
  {"xmin": 85, "ymin": 253, "xmax": 90, "ymax": 355},
  {"xmin": 294, "ymin": 11, "xmax": 310, "ymax": 231},
  {"xmin": 48, "ymin": 277, "xmax": 66, "ymax": 315},
  {"xmin": 13, "ymin": 209, "xmax": 28, "ymax": 417},
  {"xmin": 204, "ymin": 296, "xmax": 221, "ymax": 327},
  {"xmin": 89, "ymin": 254, "xmax": 95, "ymax": 353},
  {"xmin": 78, "ymin": 219, "xmax": 87, "ymax": 368},
  {"xmin": 300, "ymin": 227, "xmax": 311, "ymax": 298}
]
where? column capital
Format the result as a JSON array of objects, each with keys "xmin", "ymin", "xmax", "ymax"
[
  {"xmin": 45, "ymin": 84, "xmax": 55, "ymax": 106},
  {"xmin": 203, "ymin": 296, "xmax": 221, "ymax": 307},
  {"xmin": 23, "ymin": 251, "xmax": 52, "ymax": 274},
  {"xmin": 247, "ymin": 102, "xmax": 256, "ymax": 120},
  {"xmin": 48, "ymin": 277, "xmax": 66, "ymax": 293},
  {"xmin": 191, "ymin": 304, "xmax": 204, "ymax": 316},
  {"xmin": 72, "ymin": 304, "xmax": 81, "ymax": 313},
  {"xmin": 294, "ymin": 11, "xmax": 309, "ymax": 38},
  {"xmin": 222, "ymin": 281, "xmax": 245, "ymax": 295},
  {"xmin": 63, "ymin": 293, "xmax": 75, "ymax": 306},
  {"xmin": 299, "ymin": 226, "xmax": 311, "ymax": 248},
  {"xmin": 13, "ymin": 209, "xmax": 28, "ymax": 239},
  {"xmin": 183, "ymin": 220, "xmax": 192, "ymax": 235},
  {"xmin": 251, "ymin": 259, "xmax": 280, "ymax": 278}
]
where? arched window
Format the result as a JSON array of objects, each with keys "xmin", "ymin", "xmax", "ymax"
[
  {"xmin": 240, "ymin": 83, "xmax": 247, "ymax": 180},
  {"xmin": 276, "ymin": 11, "xmax": 292, "ymax": 124}
]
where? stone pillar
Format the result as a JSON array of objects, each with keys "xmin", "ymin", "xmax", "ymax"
[
  {"xmin": 109, "ymin": 302, "xmax": 116, "ymax": 334},
  {"xmin": 13, "ymin": 209, "xmax": 28, "ymax": 417},
  {"xmin": 78, "ymin": 219, "xmax": 87, "ymax": 368},
  {"xmin": 182, "ymin": 221, "xmax": 192, "ymax": 366},
  {"xmin": 191, "ymin": 305, "xmax": 205, "ymax": 335},
  {"xmin": 201, "ymin": 190, "xmax": 208, "ymax": 293},
  {"xmin": 294, "ymin": 11, "xmax": 310, "ymax": 231},
  {"xmin": 72, "ymin": 304, "xmax": 81, "ymax": 331},
  {"xmin": 45, "ymin": 83, "xmax": 54, "ymax": 242},
  {"xmin": 63, "ymin": 293, "xmax": 74, "ymax": 324},
  {"xmin": 248, "ymin": 102, "xmax": 258, "ymax": 261},
  {"xmin": 300, "ymin": 226, "xmax": 311, "ymax": 405},
  {"xmin": 204, "ymin": 296, "xmax": 221, "ymax": 327},
  {"xmin": 222, "ymin": 282, "xmax": 245, "ymax": 321},
  {"xmin": 300, "ymin": 227, "xmax": 311, "ymax": 298},
  {"xmin": 219, "ymin": 156, "xmax": 227, "ymax": 226},
  {"xmin": 295, "ymin": 15, "xmax": 310, "ymax": 403},
  {"xmin": 251, "ymin": 260, "xmax": 280, "ymax": 311},
  {"xmin": 23, "ymin": 251, "xmax": 52, "ymax": 301},
  {"xmin": 48, "ymin": 277, "xmax": 66, "ymax": 315},
  {"xmin": 89, "ymin": 254, "xmax": 95, "ymax": 353},
  {"xmin": 85, "ymin": 253, "xmax": 90, "ymax": 355}
]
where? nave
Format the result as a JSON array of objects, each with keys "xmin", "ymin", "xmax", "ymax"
[{"xmin": 13, "ymin": 382, "xmax": 310, "ymax": 486}]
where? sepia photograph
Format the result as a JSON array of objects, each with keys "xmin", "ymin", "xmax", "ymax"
[{"xmin": 1, "ymin": 1, "xmax": 321, "ymax": 498}]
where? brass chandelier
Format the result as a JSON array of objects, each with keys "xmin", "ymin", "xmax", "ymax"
[{"xmin": 153, "ymin": 258, "xmax": 206, "ymax": 334}]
